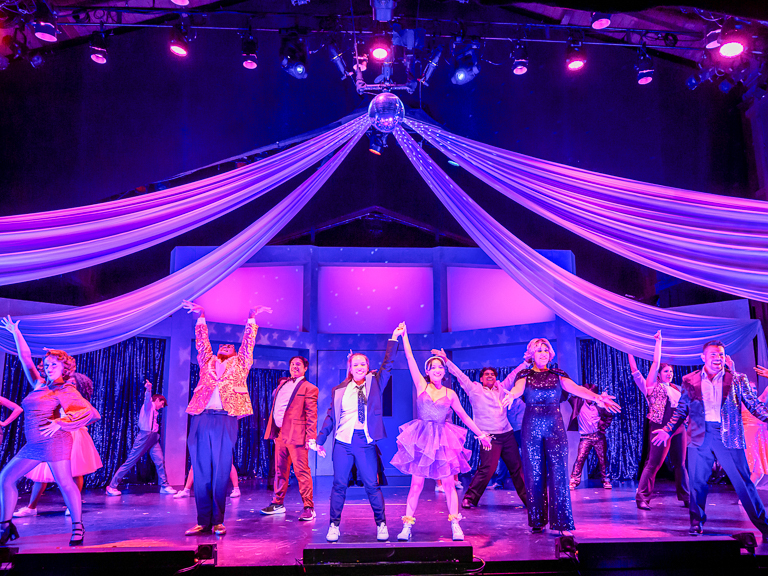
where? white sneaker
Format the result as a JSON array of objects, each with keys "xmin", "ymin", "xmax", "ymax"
[
  {"xmin": 12, "ymin": 507, "xmax": 37, "ymax": 518},
  {"xmin": 451, "ymin": 519, "xmax": 464, "ymax": 541},
  {"xmin": 160, "ymin": 485, "xmax": 177, "ymax": 495},
  {"xmin": 397, "ymin": 523, "xmax": 412, "ymax": 541},
  {"xmin": 376, "ymin": 522, "xmax": 389, "ymax": 542},
  {"xmin": 105, "ymin": 486, "xmax": 121, "ymax": 496},
  {"xmin": 435, "ymin": 483, "xmax": 445, "ymax": 493},
  {"xmin": 454, "ymin": 481, "xmax": 463, "ymax": 490},
  {"xmin": 229, "ymin": 487, "xmax": 241, "ymax": 498},
  {"xmin": 326, "ymin": 523, "xmax": 340, "ymax": 542},
  {"xmin": 173, "ymin": 488, "xmax": 191, "ymax": 499},
  {"xmin": 65, "ymin": 508, "xmax": 71, "ymax": 516}
]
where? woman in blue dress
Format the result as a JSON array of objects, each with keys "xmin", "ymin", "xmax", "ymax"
[
  {"xmin": 390, "ymin": 324, "xmax": 492, "ymax": 541},
  {"xmin": 503, "ymin": 338, "xmax": 620, "ymax": 535}
]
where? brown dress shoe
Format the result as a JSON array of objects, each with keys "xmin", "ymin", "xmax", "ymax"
[
  {"xmin": 185, "ymin": 524, "xmax": 211, "ymax": 535},
  {"xmin": 213, "ymin": 524, "xmax": 226, "ymax": 535}
]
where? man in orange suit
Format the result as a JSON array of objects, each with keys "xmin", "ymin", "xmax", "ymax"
[
  {"xmin": 181, "ymin": 300, "xmax": 271, "ymax": 536},
  {"xmin": 261, "ymin": 355, "xmax": 319, "ymax": 520}
]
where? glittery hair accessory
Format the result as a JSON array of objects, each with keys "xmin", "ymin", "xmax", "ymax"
[{"xmin": 424, "ymin": 355, "xmax": 446, "ymax": 373}]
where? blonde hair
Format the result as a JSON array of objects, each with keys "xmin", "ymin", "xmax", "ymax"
[{"xmin": 523, "ymin": 338, "xmax": 555, "ymax": 364}]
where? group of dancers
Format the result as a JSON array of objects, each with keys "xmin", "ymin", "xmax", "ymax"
[{"xmin": 1, "ymin": 307, "xmax": 768, "ymax": 546}]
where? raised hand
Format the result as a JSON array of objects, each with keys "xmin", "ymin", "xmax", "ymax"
[
  {"xmin": 651, "ymin": 428, "xmax": 670, "ymax": 447},
  {"xmin": 392, "ymin": 322, "xmax": 406, "ymax": 339},
  {"xmin": 654, "ymin": 330, "xmax": 662, "ymax": 341},
  {"xmin": 725, "ymin": 355, "xmax": 735, "ymax": 371},
  {"xmin": 0, "ymin": 316, "xmax": 19, "ymax": 335},
  {"xmin": 144, "ymin": 380, "xmax": 153, "ymax": 391},
  {"xmin": 595, "ymin": 393, "xmax": 621, "ymax": 413},
  {"xmin": 755, "ymin": 366, "xmax": 768, "ymax": 378},
  {"xmin": 182, "ymin": 300, "xmax": 205, "ymax": 316},
  {"xmin": 430, "ymin": 348, "xmax": 448, "ymax": 362},
  {"xmin": 250, "ymin": 305, "xmax": 273, "ymax": 318}
]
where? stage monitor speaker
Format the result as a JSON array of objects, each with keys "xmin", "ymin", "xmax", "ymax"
[
  {"xmin": 304, "ymin": 541, "xmax": 473, "ymax": 566},
  {"xmin": 573, "ymin": 537, "xmax": 749, "ymax": 572},
  {"xmin": 11, "ymin": 546, "xmax": 199, "ymax": 576}
]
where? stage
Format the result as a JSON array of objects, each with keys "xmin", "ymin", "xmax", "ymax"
[{"xmin": 4, "ymin": 477, "xmax": 768, "ymax": 574}]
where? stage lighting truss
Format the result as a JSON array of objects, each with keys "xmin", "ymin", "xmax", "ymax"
[
  {"xmin": 280, "ymin": 29, "xmax": 308, "ymax": 79},
  {"xmin": 352, "ymin": 24, "xmax": 426, "ymax": 94},
  {"xmin": 450, "ymin": 35, "xmax": 481, "ymax": 85}
]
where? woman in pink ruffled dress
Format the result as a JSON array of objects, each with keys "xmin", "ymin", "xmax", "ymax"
[
  {"xmin": 744, "ymin": 365, "xmax": 768, "ymax": 487},
  {"xmin": 390, "ymin": 324, "xmax": 492, "ymax": 542}
]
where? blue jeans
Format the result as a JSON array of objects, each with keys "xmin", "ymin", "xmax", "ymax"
[
  {"xmin": 109, "ymin": 431, "xmax": 169, "ymax": 488},
  {"xmin": 329, "ymin": 430, "xmax": 385, "ymax": 526}
]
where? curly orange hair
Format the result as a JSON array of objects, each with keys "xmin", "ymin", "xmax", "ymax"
[{"xmin": 37, "ymin": 349, "xmax": 77, "ymax": 381}]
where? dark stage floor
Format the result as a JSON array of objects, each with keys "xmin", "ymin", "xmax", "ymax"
[{"xmin": 6, "ymin": 477, "xmax": 768, "ymax": 571}]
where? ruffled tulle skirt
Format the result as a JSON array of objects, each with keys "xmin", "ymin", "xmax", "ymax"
[
  {"xmin": 390, "ymin": 419, "xmax": 471, "ymax": 479},
  {"xmin": 744, "ymin": 423, "xmax": 768, "ymax": 477},
  {"xmin": 26, "ymin": 427, "xmax": 103, "ymax": 482}
]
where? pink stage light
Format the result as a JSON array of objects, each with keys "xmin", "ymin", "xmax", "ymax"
[
  {"xmin": 637, "ymin": 75, "xmax": 652, "ymax": 85},
  {"xmin": 567, "ymin": 60, "xmax": 585, "ymax": 71},
  {"xmin": 719, "ymin": 41, "xmax": 745, "ymax": 58},
  {"xmin": 90, "ymin": 52, "xmax": 107, "ymax": 64},
  {"xmin": 371, "ymin": 47, "xmax": 389, "ymax": 60},
  {"xmin": 170, "ymin": 44, "xmax": 188, "ymax": 57}
]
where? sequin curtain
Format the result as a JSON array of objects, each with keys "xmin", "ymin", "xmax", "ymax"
[
  {"xmin": 188, "ymin": 365, "xmax": 289, "ymax": 478},
  {"xmin": 579, "ymin": 339, "xmax": 696, "ymax": 481},
  {"xmin": 0, "ymin": 336, "xmax": 166, "ymax": 490}
]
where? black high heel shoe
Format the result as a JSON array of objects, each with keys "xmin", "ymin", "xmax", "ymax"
[
  {"xmin": 0, "ymin": 520, "xmax": 19, "ymax": 545},
  {"xmin": 70, "ymin": 521, "xmax": 84, "ymax": 546}
]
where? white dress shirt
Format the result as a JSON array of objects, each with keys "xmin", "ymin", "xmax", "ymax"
[
  {"xmin": 273, "ymin": 376, "xmax": 303, "ymax": 428},
  {"xmin": 335, "ymin": 381, "xmax": 372, "ymax": 444},
  {"xmin": 701, "ymin": 368, "xmax": 725, "ymax": 423}
]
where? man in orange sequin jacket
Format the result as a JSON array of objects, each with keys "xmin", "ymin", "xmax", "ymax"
[{"xmin": 181, "ymin": 300, "xmax": 270, "ymax": 536}]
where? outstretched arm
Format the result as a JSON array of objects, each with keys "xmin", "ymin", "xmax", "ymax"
[
  {"xmin": 183, "ymin": 301, "xmax": 213, "ymax": 365},
  {"xmin": 401, "ymin": 325, "xmax": 428, "ymax": 396},
  {"xmin": 1, "ymin": 316, "xmax": 42, "ymax": 385},
  {"xmin": 238, "ymin": 306, "xmax": 271, "ymax": 369},
  {"xmin": 448, "ymin": 390, "xmax": 492, "ymax": 450},
  {"xmin": 561, "ymin": 377, "xmax": 621, "ymax": 413},
  {"xmin": 628, "ymin": 354, "xmax": 648, "ymax": 396},
  {"xmin": 0, "ymin": 396, "xmax": 22, "ymax": 428},
  {"xmin": 644, "ymin": 331, "xmax": 663, "ymax": 395},
  {"xmin": 431, "ymin": 348, "xmax": 476, "ymax": 393}
]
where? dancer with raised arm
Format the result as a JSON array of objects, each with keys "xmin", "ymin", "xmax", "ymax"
[
  {"xmin": 429, "ymin": 349, "xmax": 528, "ymax": 511},
  {"xmin": 391, "ymin": 328, "xmax": 493, "ymax": 541},
  {"xmin": 181, "ymin": 301, "xmax": 270, "ymax": 536},
  {"xmin": 630, "ymin": 331, "xmax": 689, "ymax": 510},
  {"xmin": 316, "ymin": 323, "xmax": 404, "ymax": 543},
  {"xmin": 0, "ymin": 316, "xmax": 100, "ymax": 546},
  {"xmin": 742, "ymin": 364, "xmax": 768, "ymax": 487},
  {"xmin": 567, "ymin": 382, "xmax": 614, "ymax": 490},
  {"xmin": 653, "ymin": 340, "xmax": 768, "ymax": 537},
  {"xmin": 502, "ymin": 338, "xmax": 620, "ymax": 535}
]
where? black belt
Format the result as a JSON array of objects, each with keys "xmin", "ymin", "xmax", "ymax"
[{"xmin": 202, "ymin": 409, "xmax": 229, "ymax": 415}]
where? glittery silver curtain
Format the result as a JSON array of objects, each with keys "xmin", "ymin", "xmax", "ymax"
[
  {"xmin": 0, "ymin": 336, "xmax": 167, "ymax": 490},
  {"xmin": 580, "ymin": 339, "xmax": 697, "ymax": 481}
]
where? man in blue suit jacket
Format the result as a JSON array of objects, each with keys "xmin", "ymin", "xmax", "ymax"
[
  {"xmin": 317, "ymin": 323, "xmax": 404, "ymax": 543},
  {"xmin": 653, "ymin": 340, "xmax": 768, "ymax": 537}
]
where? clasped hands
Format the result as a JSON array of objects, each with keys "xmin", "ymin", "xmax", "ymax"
[{"xmin": 306, "ymin": 439, "xmax": 326, "ymax": 458}]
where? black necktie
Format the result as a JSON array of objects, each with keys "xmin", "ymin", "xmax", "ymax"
[{"xmin": 356, "ymin": 384, "xmax": 366, "ymax": 424}]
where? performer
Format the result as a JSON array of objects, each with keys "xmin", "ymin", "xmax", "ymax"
[
  {"xmin": 653, "ymin": 340, "xmax": 768, "ymax": 537},
  {"xmin": 742, "ymin": 365, "xmax": 768, "ymax": 486},
  {"xmin": 15, "ymin": 373, "xmax": 102, "ymax": 517},
  {"xmin": 173, "ymin": 464, "xmax": 240, "ymax": 499},
  {"xmin": 261, "ymin": 355, "xmax": 319, "ymax": 521},
  {"xmin": 503, "ymin": 338, "xmax": 620, "ymax": 535},
  {"xmin": 568, "ymin": 382, "xmax": 614, "ymax": 490},
  {"xmin": 0, "ymin": 396, "xmax": 22, "ymax": 449},
  {"xmin": 0, "ymin": 316, "xmax": 100, "ymax": 546},
  {"xmin": 391, "ymin": 328, "xmax": 492, "ymax": 541},
  {"xmin": 106, "ymin": 380, "xmax": 175, "ymax": 496},
  {"xmin": 181, "ymin": 301, "xmax": 268, "ymax": 536},
  {"xmin": 316, "ymin": 323, "xmax": 404, "ymax": 543},
  {"xmin": 629, "ymin": 331, "xmax": 689, "ymax": 510},
  {"xmin": 430, "ymin": 350, "xmax": 529, "ymax": 510}
]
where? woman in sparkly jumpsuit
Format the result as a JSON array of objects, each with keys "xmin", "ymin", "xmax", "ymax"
[
  {"xmin": 0, "ymin": 316, "xmax": 100, "ymax": 546},
  {"xmin": 390, "ymin": 324, "xmax": 492, "ymax": 542},
  {"xmin": 503, "ymin": 338, "xmax": 620, "ymax": 535}
]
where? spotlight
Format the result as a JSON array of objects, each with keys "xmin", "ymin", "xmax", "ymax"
[
  {"xmin": 719, "ymin": 18, "xmax": 750, "ymax": 58},
  {"xmin": 367, "ymin": 129, "xmax": 388, "ymax": 154},
  {"xmin": 0, "ymin": 55, "xmax": 8, "ymax": 71},
  {"xmin": 29, "ymin": 53, "xmax": 44, "ymax": 68},
  {"xmin": 635, "ymin": 48, "xmax": 653, "ymax": 85},
  {"xmin": 450, "ymin": 36, "xmax": 480, "ymax": 85},
  {"xmin": 565, "ymin": 36, "xmax": 586, "ymax": 71},
  {"xmin": 89, "ymin": 32, "xmax": 108, "ymax": 64},
  {"xmin": 704, "ymin": 25, "xmax": 721, "ymax": 50},
  {"xmin": 686, "ymin": 67, "xmax": 714, "ymax": 90},
  {"xmin": 33, "ymin": 1, "xmax": 57, "ymax": 43},
  {"xmin": 418, "ymin": 45, "xmax": 442, "ymax": 86},
  {"xmin": 171, "ymin": 0, "xmax": 190, "ymax": 5},
  {"xmin": 280, "ymin": 30, "xmax": 308, "ymax": 79},
  {"xmin": 170, "ymin": 25, "xmax": 189, "ymax": 57},
  {"xmin": 369, "ymin": 34, "xmax": 391, "ymax": 61},
  {"xmin": 242, "ymin": 36, "xmax": 257, "ymax": 69},
  {"xmin": 511, "ymin": 40, "xmax": 528, "ymax": 75},
  {"xmin": 370, "ymin": 0, "xmax": 397, "ymax": 23},
  {"xmin": 328, "ymin": 43, "xmax": 350, "ymax": 80},
  {"xmin": 590, "ymin": 12, "xmax": 612, "ymax": 30}
]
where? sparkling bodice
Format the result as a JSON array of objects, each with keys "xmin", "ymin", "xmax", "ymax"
[
  {"xmin": 521, "ymin": 369, "xmax": 565, "ymax": 408},
  {"xmin": 416, "ymin": 390, "xmax": 452, "ymax": 422}
]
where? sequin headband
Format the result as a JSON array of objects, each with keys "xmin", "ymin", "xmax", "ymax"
[{"xmin": 424, "ymin": 356, "xmax": 446, "ymax": 373}]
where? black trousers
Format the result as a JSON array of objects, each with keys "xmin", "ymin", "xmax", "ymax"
[{"xmin": 464, "ymin": 430, "xmax": 528, "ymax": 506}]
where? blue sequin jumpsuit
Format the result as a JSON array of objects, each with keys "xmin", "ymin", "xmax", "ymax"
[{"xmin": 520, "ymin": 368, "xmax": 575, "ymax": 531}]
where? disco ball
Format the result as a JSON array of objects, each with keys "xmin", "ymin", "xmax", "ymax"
[{"xmin": 367, "ymin": 92, "xmax": 405, "ymax": 133}]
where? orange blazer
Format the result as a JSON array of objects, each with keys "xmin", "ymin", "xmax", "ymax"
[{"xmin": 265, "ymin": 377, "xmax": 318, "ymax": 446}]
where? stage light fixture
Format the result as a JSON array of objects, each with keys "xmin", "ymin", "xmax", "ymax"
[
  {"xmin": 511, "ymin": 40, "xmax": 528, "ymax": 75},
  {"xmin": 33, "ymin": 2, "xmax": 57, "ymax": 43},
  {"xmin": 328, "ymin": 43, "xmax": 350, "ymax": 80},
  {"xmin": 718, "ymin": 18, "xmax": 749, "ymax": 58},
  {"xmin": 280, "ymin": 31, "xmax": 308, "ymax": 79},
  {"xmin": 368, "ymin": 129, "xmax": 388, "ymax": 155},
  {"xmin": 89, "ymin": 32, "xmax": 108, "ymax": 64},
  {"xmin": 704, "ymin": 25, "xmax": 721, "ymax": 50},
  {"xmin": 0, "ymin": 55, "xmax": 8, "ymax": 71},
  {"xmin": 418, "ymin": 45, "xmax": 442, "ymax": 86},
  {"xmin": 686, "ymin": 67, "xmax": 714, "ymax": 90},
  {"xmin": 565, "ymin": 36, "xmax": 586, "ymax": 71},
  {"xmin": 29, "ymin": 53, "xmax": 44, "ymax": 68},
  {"xmin": 450, "ymin": 36, "xmax": 480, "ymax": 86},
  {"xmin": 447, "ymin": 159, "xmax": 460, "ymax": 167},
  {"xmin": 369, "ymin": 34, "xmax": 391, "ymax": 61},
  {"xmin": 590, "ymin": 13, "xmax": 612, "ymax": 30},
  {"xmin": 635, "ymin": 48, "xmax": 653, "ymax": 85},
  {"xmin": 170, "ymin": 25, "xmax": 189, "ymax": 57},
  {"xmin": 242, "ymin": 36, "xmax": 258, "ymax": 69},
  {"xmin": 370, "ymin": 0, "xmax": 397, "ymax": 23}
]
